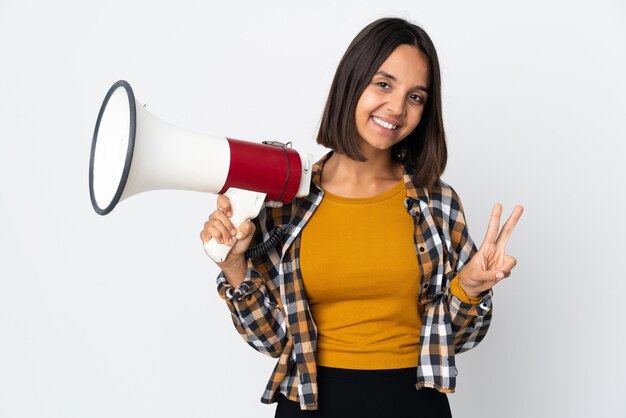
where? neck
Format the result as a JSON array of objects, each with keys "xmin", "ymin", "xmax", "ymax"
[{"xmin": 320, "ymin": 151, "xmax": 403, "ymax": 198}]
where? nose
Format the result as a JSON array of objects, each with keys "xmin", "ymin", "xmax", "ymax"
[{"xmin": 385, "ymin": 91, "xmax": 406, "ymax": 116}]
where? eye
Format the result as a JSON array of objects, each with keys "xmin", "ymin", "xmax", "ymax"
[
  {"xmin": 409, "ymin": 93, "xmax": 425, "ymax": 104},
  {"xmin": 376, "ymin": 81, "xmax": 390, "ymax": 89}
]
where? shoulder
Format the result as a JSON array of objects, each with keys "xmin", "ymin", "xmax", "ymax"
[
  {"xmin": 426, "ymin": 181, "xmax": 477, "ymax": 260},
  {"xmin": 426, "ymin": 180, "xmax": 466, "ymax": 215}
]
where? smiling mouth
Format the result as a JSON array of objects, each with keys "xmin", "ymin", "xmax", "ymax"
[{"xmin": 372, "ymin": 116, "xmax": 398, "ymax": 130}]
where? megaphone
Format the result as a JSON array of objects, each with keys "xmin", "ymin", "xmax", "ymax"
[{"xmin": 89, "ymin": 80, "xmax": 312, "ymax": 262}]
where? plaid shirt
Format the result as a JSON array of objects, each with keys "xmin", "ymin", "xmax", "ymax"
[{"xmin": 216, "ymin": 152, "xmax": 493, "ymax": 411}]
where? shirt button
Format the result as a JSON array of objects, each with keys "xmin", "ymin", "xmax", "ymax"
[
  {"xmin": 422, "ymin": 283, "xmax": 429, "ymax": 289},
  {"xmin": 419, "ymin": 246, "xmax": 426, "ymax": 253}
]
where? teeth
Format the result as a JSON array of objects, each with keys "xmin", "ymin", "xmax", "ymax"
[{"xmin": 372, "ymin": 116, "xmax": 397, "ymax": 130}]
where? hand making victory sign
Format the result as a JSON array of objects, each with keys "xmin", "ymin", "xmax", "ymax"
[{"xmin": 458, "ymin": 204, "xmax": 525, "ymax": 298}]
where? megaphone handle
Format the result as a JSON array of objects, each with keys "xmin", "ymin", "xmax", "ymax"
[{"xmin": 204, "ymin": 188, "xmax": 267, "ymax": 263}]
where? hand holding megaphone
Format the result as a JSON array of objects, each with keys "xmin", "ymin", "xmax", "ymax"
[
  {"xmin": 90, "ymin": 80, "xmax": 312, "ymax": 262},
  {"xmin": 200, "ymin": 194, "xmax": 257, "ymax": 267},
  {"xmin": 201, "ymin": 188, "xmax": 264, "ymax": 262}
]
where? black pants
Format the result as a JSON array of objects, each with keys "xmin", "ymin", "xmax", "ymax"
[{"xmin": 274, "ymin": 366, "xmax": 452, "ymax": 418}]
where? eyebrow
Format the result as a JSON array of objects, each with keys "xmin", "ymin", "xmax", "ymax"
[{"xmin": 375, "ymin": 71, "xmax": 429, "ymax": 92}]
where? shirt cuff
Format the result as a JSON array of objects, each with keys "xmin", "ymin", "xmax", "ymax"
[
  {"xmin": 448, "ymin": 274, "xmax": 493, "ymax": 317},
  {"xmin": 450, "ymin": 274, "xmax": 482, "ymax": 305},
  {"xmin": 216, "ymin": 266, "xmax": 264, "ymax": 301}
]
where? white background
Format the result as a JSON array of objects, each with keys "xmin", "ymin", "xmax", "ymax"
[{"xmin": 1, "ymin": 1, "xmax": 625, "ymax": 417}]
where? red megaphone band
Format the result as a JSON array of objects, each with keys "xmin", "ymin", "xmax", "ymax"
[{"xmin": 218, "ymin": 138, "xmax": 303, "ymax": 203}]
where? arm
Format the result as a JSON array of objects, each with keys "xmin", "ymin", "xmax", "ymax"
[
  {"xmin": 445, "ymin": 186, "xmax": 524, "ymax": 353},
  {"xmin": 202, "ymin": 197, "xmax": 289, "ymax": 358},
  {"xmin": 445, "ymin": 186, "xmax": 494, "ymax": 354},
  {"xmin": 216, "ymin": 261, "xmax": 288, "ymax": 358},
  {"xmin": 448, "ymin": 278, "xmax": 493, "ymax": 354}
]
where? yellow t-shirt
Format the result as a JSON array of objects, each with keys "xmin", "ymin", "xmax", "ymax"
[
  {"xmin": 300, "ymin": 180, "xmax": 421, "ymax": 369},
  {"xmin": 300, "ymin": 180, "xmax": 478, "ymax": 370}
]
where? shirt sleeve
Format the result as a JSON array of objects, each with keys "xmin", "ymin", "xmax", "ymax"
[
  {"xmin": 216, "ymin": 265, "xmax": 288, "ymax": 358},
  {"xmin": 445, "ymin": 185, "xmax": 494, "ymax": 354}
]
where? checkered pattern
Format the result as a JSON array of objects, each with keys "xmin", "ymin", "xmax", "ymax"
[{"xmin": 216, "ymin": 152, "xmax": 493, "ymax": 410}]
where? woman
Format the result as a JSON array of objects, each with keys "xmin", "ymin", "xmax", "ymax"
[{"xmin": 200, "ymin": 17, "xmax": 523, "ymax": 417}]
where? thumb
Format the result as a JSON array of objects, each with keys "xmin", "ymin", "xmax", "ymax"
[{"xmin": 229, "ymin": 220, "xmax": 256, "ymax": 256}]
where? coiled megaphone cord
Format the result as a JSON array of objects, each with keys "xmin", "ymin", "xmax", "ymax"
[{"xmin": 244, "ymin": 226, "xmax": 284, "ymax": 260}]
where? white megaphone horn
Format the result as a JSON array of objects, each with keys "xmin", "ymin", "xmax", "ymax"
[{"xmin": 89, "ymin": 80, "xmax": 312, "ymax": 262}]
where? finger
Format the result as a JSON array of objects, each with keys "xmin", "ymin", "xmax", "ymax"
[
  {"xmin": 467, "ymin": 269, "xmax": 506, "ymax": 284},
  {"xmin": 235, "ymin": 219, "xmax": 256, "ymax": 240},
  {"xmin": 210, "ymin": 208, "xmax": 237, "ymax": 237},
  {"xmin": 207, "ymin": 211, "xmax": 236, "ymax": 245},
  {"xmin": 199, "ymin": 229, "xmax": 210, "ymax": 243},
  {"xmin": 495, "ymin": 205, "xmax": 524, "ymax": 249},
  {"xmin": 203, "ymin": 218, "xmax": 230, "ymax": 244},
  {"xmin": 207, "ymin": 223, "xmax": 233, "ymax": 245},
  {"xmin": 216, "ymin": 194, "xmax": 233, "ymax": 217},
  {"xmin": 482, "ymin": 203, "xmax": 502, "ymax": 246},
  {"xmin": 227, "ymin": 220, "xmax": 257, "ymax": 257},
  {"xmin": 497, "ymin": 255, "xmax": 518, "ymax": 274}
]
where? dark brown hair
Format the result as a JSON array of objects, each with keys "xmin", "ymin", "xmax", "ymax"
[{"xmin": 316, "ymin": 17, "xmax": 447, "ymax": 187}]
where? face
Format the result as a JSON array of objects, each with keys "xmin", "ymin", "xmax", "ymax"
[{"xmin": 354, "ymin": 44, "xmax": 430, "ymax": 157}]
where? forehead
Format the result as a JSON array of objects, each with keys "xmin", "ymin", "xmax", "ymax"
[{"xmin": 376, "ymin": 44, "xmax": 430, "ymax": 86}]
